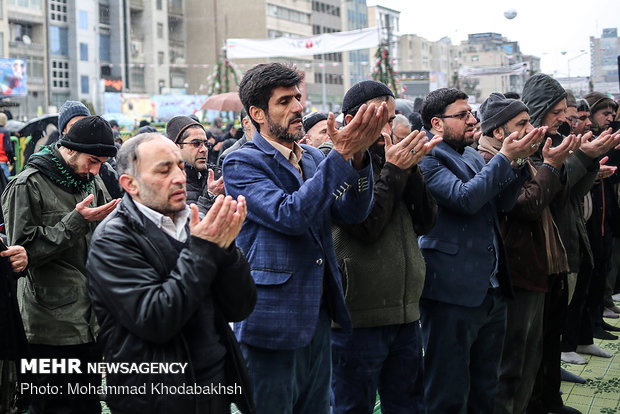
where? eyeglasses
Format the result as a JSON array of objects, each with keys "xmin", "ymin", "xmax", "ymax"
[
  {"xmin": 437, "ymin": 110, "xmax": 476, "ymax": 121},
  {"xmin": 570, "ymin": 115, "xmax": 590, "ymax": 123},
  {"xmin": 179, "ymin": 139, "xmax": 209, "ymax": 148}
]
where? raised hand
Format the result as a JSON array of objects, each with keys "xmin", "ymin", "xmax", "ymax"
[
  {"xmin": 499, "ymin": 127, "xmax": 547, "ymax": 162},
  {"xmin": 327, "ymin": 102, "xmax": 389, "ymax": 161},
  {"xmin": 189, "ymin": 195, "xmax": 247, "ymax": 249},
  {"xmin": 597, "ymin": 156, "xmax": 617, "ymax": 180},
  {"xmin": 76, "ymin": 194, "xmax": 120, "ymax": 221},
  {"xmin": 207, "ymin": 168, "xmax": 225, "ymax": 196},
  {"xmin": 385, "ymin": 130, "xmax": 441, "ymax": 170},
  {"xmin": 542, "ymin": 134, "xmax": 580, "ymax": 169},
  {"xmin": 581, "ymin": 129, "xmax": 620, "ymax": 158}
]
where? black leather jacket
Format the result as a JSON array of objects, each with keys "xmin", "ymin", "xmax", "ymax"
[{"xmin": 86, "ymin": 194, "xmax": 256, "ymax": 413}]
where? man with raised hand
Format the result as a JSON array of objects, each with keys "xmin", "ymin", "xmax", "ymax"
[{"xmin": 223, "ymin": 63, "xmax": 387, "ymax": 414}]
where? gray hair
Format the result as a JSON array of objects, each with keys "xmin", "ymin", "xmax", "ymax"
[
  {"xmin": 393, "ymin": 114, "xmax": 411, "ymax": 130},
  {"xmin": 116, "ymin": 133, "xmax": 164, "ymax": 177}
]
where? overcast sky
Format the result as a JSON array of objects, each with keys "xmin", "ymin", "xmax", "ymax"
[{"xmin": 368, "ymin": 0, "xmax": 620, "ymax": 78}]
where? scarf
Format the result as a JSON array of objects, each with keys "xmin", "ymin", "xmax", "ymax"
[{"xmin": 25, "ymin": 144, "xmax": 95, "ymax": 194}]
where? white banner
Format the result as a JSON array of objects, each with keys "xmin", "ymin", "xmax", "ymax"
[
  {"xmin": 459, "ymin": 62, "xmax": 530, "ymax": 78},
  {"xmin": 226, "ymin": 27, "xmax": 379, "ymax": 59}
]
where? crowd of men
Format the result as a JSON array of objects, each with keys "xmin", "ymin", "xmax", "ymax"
[{"xmin": 1, "ymin": 62, "xmax": 620, "ymax": 414}]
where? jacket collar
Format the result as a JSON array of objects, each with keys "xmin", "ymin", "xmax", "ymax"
[{"xmin": 252, "ymin": 131, "xmax": 312, "ymax": 185}]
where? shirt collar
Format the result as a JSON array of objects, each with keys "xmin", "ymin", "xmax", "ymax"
[{"xmin": 133, "ymin": 200, "xmax": 190, "ymax": 242}]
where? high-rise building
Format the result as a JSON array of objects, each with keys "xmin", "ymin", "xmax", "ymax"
[
  {"xmin": 368, "ymin": 5, "xmax": 399, "ymax": 72},
  {"xmin": 457, "ymin": 33, "xmax": 533, "ymax": 103},
  {"xmin": 308, "ymin": 0, "xmax": 344, "ymax": 112},
  {"xmin": 184, "ymin": 0, "xmax": 315, "ymax": 105},
  {"xmin": 342, "ymin": 0, "xmax": 369, "ymax": 91},
  {"xmin": 6, "ymin": 0, "xmax": 47, "ymax": 118},
  {"xmin": 590, "ymin": 27, "xmax": 619, "ymax": 95}
]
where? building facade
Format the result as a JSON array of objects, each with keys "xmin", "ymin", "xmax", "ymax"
[{"xmin": 590, "ymin": 27, "xmax": 619, "ymax": 96}]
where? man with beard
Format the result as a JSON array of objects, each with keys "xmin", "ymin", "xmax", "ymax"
[
  {"xmin": 523, "ymin": 73, "xmax": 619, "ymax": 414},
  {"xmin": 86, "ymin": 133, "xmax": 256, "ymax": 414},
  {"xmin": 477, "ymin": 92, "xmax": 576, "ymax": 414},
  {"xmin": 584, "ymin": 92, "xmax": 618, "ymax": 136},
  {"xmin": 166, "ymin": 115, "xmax": 225, "ymax": 205},
  {"xmin": 1, "ymin": 115, "xmax": 119, "ymax": 414},
  {"xmin": 417, "ymin": 88, "xmax": 544, "ymax": 413},
  {"xmin": 571, "ymin": 99, "xmax": 593, "ymax": 136},
  {"xmin": 222, "ymin": 63, "xmax": 387, "ymax": 414},
  {"xmin": 330, "ymin": 80, "xmax": 441, "ymax": 414}
]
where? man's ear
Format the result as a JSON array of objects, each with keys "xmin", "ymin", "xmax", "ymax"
[
  {"xmin": 492, "ymin": 127, "xmax": 505, "ymax": 141},
  {"xmin": 430, "ymin": 117, "xmax": 443, "ymax": 134},
  {"xmin": 249, "ymin": 106, "xmax": 265, "ymax": 127},
  {"xmin": 119, "ymin": 174, "xmax": 138, "ymax": 196},
  {"xmin": 344, "ymin": 114, "xmax": 353, "ymax": 126}
]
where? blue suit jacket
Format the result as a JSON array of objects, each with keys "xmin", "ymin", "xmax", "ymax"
[
  {"xmin": 222, "ymin": 132, "xmax": 373, "ymax": 350},
  {"xmin": 418, "ymin": 138, "xmax": 528, "ymax": 307}
]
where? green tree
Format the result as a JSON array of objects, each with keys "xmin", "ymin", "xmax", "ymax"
[{"xmin": 371, "ymin": 45, "xmax": 402, "ymax": 98}]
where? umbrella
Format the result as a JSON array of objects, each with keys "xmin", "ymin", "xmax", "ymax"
[
  {"xmin": 395, "ymin": 99, "xmax": 414, "ymax": 117},
  {"xmin": 18, "ymin": 114, "xmax": 58, "ymax": 138},
  {"xmin": 201, "ymin": 92, "xmax": 243, "ymax": 112},
  {"xmin": 5, "ymin": 119, "xmax": 25, "ymax": 132}
]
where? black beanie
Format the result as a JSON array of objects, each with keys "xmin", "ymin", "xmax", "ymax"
[
  {"xmin": 479, "ymin": 93, "xmax": 529, "ymax": 137},
  {"xmin": 166, "ymin": 115, "xmax": 204, "ymax": 143},
  {"xmin": 302, "ymin": 112, "xmax": 328, "ymax": 133},
  {"xmin": 59, "ymin": 115, "xmax": 117, "ymax": 157},
  {"xmin": 342, "ymin": 81, "xmax": 395, "ymax": 115}
]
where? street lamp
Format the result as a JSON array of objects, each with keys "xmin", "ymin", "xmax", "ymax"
[{"xmin": 567, "ymin": 50, "xmax": 588, "ymax": 82}]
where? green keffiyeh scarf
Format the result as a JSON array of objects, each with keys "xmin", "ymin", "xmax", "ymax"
[{"xmin": 25, "ymin": 144, "xmax": 95, "ymax": 193}]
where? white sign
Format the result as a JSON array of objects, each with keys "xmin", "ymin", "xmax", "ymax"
[
  {"xmin": 226, "ymin": 27, "xmax": 380, "ymax": 59},
  {"xmin": 459, "ymin": 62, "xmax": 530, "ymax": 78}
]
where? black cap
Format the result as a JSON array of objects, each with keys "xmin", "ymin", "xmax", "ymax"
[
  {"xmin": 342, "ymin": 80, "xmax": 395, "ymax": 114},
  {"xmin": 59, "ymin": 115, "xmax": 117, "ymax": 157},
  {"xmin": 302, "ymin": 112, "xmax": 328, "ymax": 133}
]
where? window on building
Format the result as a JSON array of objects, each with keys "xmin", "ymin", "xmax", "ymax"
[
  {"xmin": 156, "ymin": 0, "xmax": 162, "ymax": 9},
  {"xmin": 99, "ymin": 3, "xmax": 110, "ymax": 25},
  {"xmin": 157, "ymin": 23, "xmax": 163, "ymax": 39},
  {"xmin": 99, "ymin": 33, "xmax": 111, "ymax": 62},
  {"xmin": 0, "ymin": 33, "xmax": 3, "ymax": 57},
  {"xmin": 81, "ymin": 76, "xmax": 89, "ymax": 94},
  {"xmin": 80, "ymin": 43, "xmax": 88, "ymax": 61},
  {"xmin": 49, "ymin": 26, "xmax": 69, "ymax": 56},
  {"xmin": 51, "ymin": 59, "xmax": 69, "ymax": 89},
  {"xmin": 78, "ymin": 10, "xmax": 88, "ymax": 29},
  {"xmin": 158, "ymin": 51, "xmax": 164, "ymax": 65}
]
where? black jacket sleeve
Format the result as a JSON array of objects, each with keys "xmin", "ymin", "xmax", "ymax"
[{"xmin": 87, "ymin": 221, "xmax": 254, "ymax": 344}]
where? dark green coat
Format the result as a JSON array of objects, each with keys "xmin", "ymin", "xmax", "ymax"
[
  {"xmin": 332, "ymin": 159, "xmax": 436, "ymax": 328},
  {"xmin": 1, "ymin": 167, "xmax": 111, "ymax": 345}
]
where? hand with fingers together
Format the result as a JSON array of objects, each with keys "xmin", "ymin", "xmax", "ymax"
[
  {"xmin": 597, "ymin": 156, "xmax": 617, "ymax": 180},
  {"xmin": 499, "ymin": 126, "xmax": 547, "ymax": 162},
  {"xmin": 207, "ymin": 168, "xmax": 225, "ymax": 196},
  {"xmin": 384, "ymin": 129, "xmax": 442, "ymax": 171},
  {"xmin": 189, "ymin": 194, "xmax": 247, "ymax": 249},
  {"xmin": 76, "ymin": 194, "xmax": 120, "ymax": 221},
  {"xmin": 0, "ymin": 244, "xmax": 28, "ymax": 273},
  {"xmin": 580, "ymin": 129, "xmax": 620, "ymax": 158},
  {"xmin": 542, "ymin": 134, "xmax": 580, "ymax": 169},
  {"xmin": 328, "ymin": 102, "xmax": 389, "ymax": 162}
]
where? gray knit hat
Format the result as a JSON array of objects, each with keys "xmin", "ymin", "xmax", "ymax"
[
  {"xmin": 58, "ymin": 100, "xmax": 91, "ymax": 135},
  {"xmin": 479, "ymin": 92, "xmax": 529, "ymax": 136}
]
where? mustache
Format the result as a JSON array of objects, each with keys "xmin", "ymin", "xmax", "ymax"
[{"xmin": 289, "ymin": 114, "xmax": 302, "ymax": 125}]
